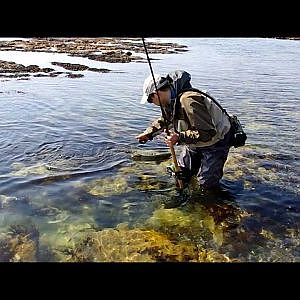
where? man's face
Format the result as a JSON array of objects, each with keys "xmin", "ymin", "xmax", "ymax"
[{"xmin": 148, "ymin": 89, "xmax": 171, "ymax": 107}]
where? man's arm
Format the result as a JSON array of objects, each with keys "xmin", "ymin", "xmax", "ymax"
[{"xmin": 136, "ymin": 116, "xmax": 172, "ymax": 143}]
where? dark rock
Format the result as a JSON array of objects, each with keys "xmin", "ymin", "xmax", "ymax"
[
  {"xmin": 66, "ymin": 73, "xmax": 84, "ymax": 78},
  {"xmin": 33, "ymin": 73, "xmax": 49, "ymax": 77},
  {"xmin": 88, "ymin": 67, "xmax": 111, "ymax": 73},
  {"xmin": 52, "ymin": 62, "xmax": 89, "ymax": 71},
  {"xmin": 41, "ymin": 68, "xmax": 55, "ymax": 73},
  {"xmin": 0, "ymin": 38, "xmax": 188, "ymax": 80}
]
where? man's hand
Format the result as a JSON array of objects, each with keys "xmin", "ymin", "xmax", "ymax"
[
  {"xmin": 136, "ymin": 133, "xmax": 150, "ymax": 144},
  {"xmin": 164, "ymin": 131, "xmax": 179, "ymax": 147}
]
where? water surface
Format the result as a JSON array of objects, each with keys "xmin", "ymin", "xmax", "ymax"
[{"xmin": 0, "ymin": 38, "xmax": 299, "ymax": 262}]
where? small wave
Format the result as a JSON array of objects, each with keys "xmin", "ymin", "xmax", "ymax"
[{"xmin": 7, "ymin": 158, "xmax": 128, "ymax": 190}]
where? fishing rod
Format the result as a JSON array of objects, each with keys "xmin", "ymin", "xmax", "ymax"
[{"xmin": 141, "ymin": 37, "xmax": 184, "ymax": 190}]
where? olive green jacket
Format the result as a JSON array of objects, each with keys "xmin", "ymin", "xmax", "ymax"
[{"xmin": 142, "ymin": 90, "xmax": 231, "ymax": 148}]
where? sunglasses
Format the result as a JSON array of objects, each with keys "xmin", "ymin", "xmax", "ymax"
[{"xmin": 147, "ymin": 93, "xmax": 154, "ymax": 103}]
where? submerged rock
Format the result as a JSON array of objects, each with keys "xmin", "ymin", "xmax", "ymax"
[
  {"xmin": 223, "ymin": 145, "xmax": 283, "ymax": 188},
  {"xmin": 47, "ymin": 210, "xmax": 70, "ymax": 224},
  {"xmin": 0, "ymin": 224, "xmax": 39, "ymax": 262},
  {"xmin": 39, "ymin": 221, "xmax": 96, "ymax": 262},
  {"xmin": 10, "ymin": 162, "xmax": 52, "ymax": 176},
  {"xmin": 0, "ymin": 194, "xmax": 18, "ymax": 209},
  {"xmin": 33, "ymin": 206, "xmax": 62, "ymax": 217},
  {"xmin": 85, "ymin": 176, "xmax": 132, "ymax": 197},
  {"xmin": 68, "ymin": 226, "xmax": 233, "ymax": 262},
  {"xmin": 131, "ymin": 149, "xmax": 171, "ymax": 162},
  {"xmin": 144, "ymin": 198, "xmax": 251, "ymax": 250}
]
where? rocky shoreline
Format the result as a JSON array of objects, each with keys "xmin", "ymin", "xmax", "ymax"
[
  {"xmin": 275, "ymin": 37, "xmax": 300, "ymax": 40},
  {"xmin": 0, "ymin": 38, "xmax": 188, "ymax": 80}
]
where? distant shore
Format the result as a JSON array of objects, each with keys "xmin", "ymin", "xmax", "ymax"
[
  {"xmin": 0, "ymin": 37, "xmax": 188, "ymax": 80},
  {"xmin": 275, "ymin": 37, "xmax": 300, "ymax": 40}
]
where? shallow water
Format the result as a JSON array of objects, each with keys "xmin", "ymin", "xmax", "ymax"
[{"xmin": 0, "ymin": 38, "xmax": 299, "ymax": 262}]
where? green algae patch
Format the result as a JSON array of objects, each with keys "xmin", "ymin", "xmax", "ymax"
[
  {"xmin": 0, "ymin": 224, "xmax": 39, "ymax": 262},
  {"xmin": 9, "ymin": 158, "xmax": 82, "ymax": 178},
  {"xmin": 144, "ymin": 200, "xmax": 252, "ymax": 249},
  {"xmin": 224, "ymin": 145, "xmax": 281, "ymax": 184},
  {"xmin": 10, "ymin": 162, "xmax": 52, "ymax": 176},
  {"xmin": 145, "ymin": 206, "xmax": 219, "ymax": 246},
  {"xmin": 68, "ymin": 225, "xmax": 232, "ymax": 262},
  {"xmin": 116, "ymin": 153, "xmax": 178, "ymax": 193},
  {"xmin": 134, "ymin": 175, "xmax": 164, "ymax": 191},
  {"xmin": 39, "ymin": 221, "xmax": 96, "ymax": 261},
  {"xmin": 85, "ymin": 176, "xmax": 132, "ymax": 197},
  {"xmin": 0, "ymin": 194, "xmax": 18, "ymax": 209}
]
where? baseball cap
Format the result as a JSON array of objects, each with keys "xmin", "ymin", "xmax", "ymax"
[{"xmin": 140, "ymin": 73, "xmax": 169, "ymax": 104}]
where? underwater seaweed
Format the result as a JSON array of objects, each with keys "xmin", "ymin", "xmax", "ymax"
[{"xmin": 68, "ymin": 224, "xmax": 233, "ymax": 262}]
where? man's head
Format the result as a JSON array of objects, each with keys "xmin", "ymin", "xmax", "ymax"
[{"xmin": 140, "ymin": 74, "xmax": 171, "ymax": 105}]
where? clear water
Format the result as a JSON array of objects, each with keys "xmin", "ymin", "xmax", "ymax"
[{"xmin": 0, "ymin": 38, "xmax": 299, "ymax": 261}]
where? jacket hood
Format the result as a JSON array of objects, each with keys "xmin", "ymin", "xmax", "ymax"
[{"xmin": 166, "ymin": 70, "xmax": 192, "ymax": 94}]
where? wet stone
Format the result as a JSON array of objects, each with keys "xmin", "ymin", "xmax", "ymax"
[
  {"xmin": 66, "ymin": 73, "xmax": 84, "ymax": 78},
  {"xmin": 131, "ymin": 149, "xmax": 171, "ymax": 162}
]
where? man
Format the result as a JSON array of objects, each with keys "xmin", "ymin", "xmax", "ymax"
[{"xmin": 136, "ymin": 70, "xmax": 234, "ymax": 192}]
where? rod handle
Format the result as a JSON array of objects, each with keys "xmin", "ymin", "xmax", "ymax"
[{"xmin": 169, "ymin": 145, "xmax": 184, "ymax": 189}]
